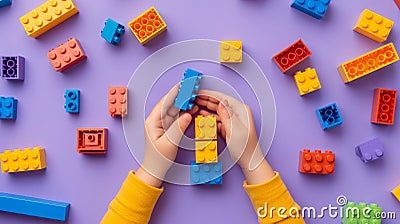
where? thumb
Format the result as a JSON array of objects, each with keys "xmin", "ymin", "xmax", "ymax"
[
  {"xmin": 218, "ymin": 100, "xmax": 233, "ymax": 133},
  {"xmin": 165, "ymin": 113, "xmax": 192, "ymax": 146}
]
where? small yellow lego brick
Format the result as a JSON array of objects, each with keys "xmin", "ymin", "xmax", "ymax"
[
  {"xmin": 353, "ymin": 9, "xmax": 394, "ymax": 43},
  {"xmin": 0, "ymin": 147, "xmax": 46, "ymax": 173},
  {"xmin": 19, "ymin": 0, "xmax": 79, "ymax": 38},
  {"xmin": 220, "ymin": 41, "xmax": 242, "ymax": 63},
  {"xmin": 195, "ymin": 141, "xmax": 218, "ymax": 163},
  {"xmin": 337, "ymin": 42, "xmax": 399, "ymax": 83},
  {"xmin": 128, "ymin": 6, "xmax": 167, "ymax": 45},
  {"xmin": 294, "ymin": 68, "xmax": 321, "ymax": 96},
  {"xmin": 195, "ymin": 115, "xmax": 217, "ymax": 140},
  {"xmin": 392, "ymin": 185, "xmax": 400, "ymax": 202}
]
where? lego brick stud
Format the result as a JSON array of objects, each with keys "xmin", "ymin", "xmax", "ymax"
[
  {"xmin": 0, "ymin": 0, "xmax": 12, "ymax": 8},
  {"xmin": 1, "ymin": 56, "xmax": 25, "ymax": 80},
  {"xmin": 353, "ymin": 9, "xmax": 394, "ymax": 43},
  {"xmin": 294, "ymin": 68, "xmax": 321, "ymax": 96},
  {"xmin": 291, "ymin": 0, "xmax": 331, "ymax": 20},
  {"xmin": 220, "ymin": 41, "xmax": 242, "ymax": 63},
  {"xmin": 108, "ymin": 86, "xmax": 128, "ymax": 117},
  {"xmin": 0, "ymin": 96, "xmax": 18, "ymax": 120},
  {"xmin": 47, "ymin": 38, "xmax": 87, "ymax": 72},
  {"xmin": 190, "ymin": 162, "xmax": 222, "ymax": 185},
  {"xmin": 64, "ymin": 90, "xmax": 80, "ymax": 113},
  {"xmin": 371, "ymin": 88, "xmax": 397, "ymax": 125},
  {"xmin": 0, "ymin": 147, "xmax": 46, "ymax": 173},
  {"xmin": 76, "ymin": 128, "xmax": 108, "ymax": 154},
  {"xmin": 298, "ymin": 149, "xmax": 335, "ymax": 174},
  {"xmin": 272, "ymin": 39, "xmax": 311, "ymax": 73},
  {"xmin": 316, "ymin": 102, "xmax": 343, "ymax": 130},
  {"xmin": 101, "ymin": 18, "xmax": 125, "ymax": 45},
  {"xmin": 355, "ymin": 138, "xmax": 384, "ymax": 163},
  {"xmin": 174, "ymin": 69, "xmax": 202, "ymax": 111}
]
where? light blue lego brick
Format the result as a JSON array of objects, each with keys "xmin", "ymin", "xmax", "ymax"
[
  {"xmin": 0, "ymin": 96, "xmax": 17, "ymax": 119},
  {"xmin": 101, "ymin": 18, "xmax": 125, "ymax": 45},
  {"xmin": 291, "ymin": 0, "xmax": 331, "ymax": 20},
  {"xmin": 0, "ymin": 0, "xmax": 12, "ymax": 8},
  {"xmin": 174, "ymin": 69, "xmax": 202, "ymax": 111},
  {"xmin": 0, "ymin": 192, "xmax": 70, "ymax": 221},
  {"xmin": 316, "ymin": 102, "xmax": 343, "ymax": 130},
  {"xmin": 190, "ymin": 162, "xmax": 222, "ymax": 185},
  {"xmin": 64, "ymin": 90, "xmax": 80, "ymax": 113}
]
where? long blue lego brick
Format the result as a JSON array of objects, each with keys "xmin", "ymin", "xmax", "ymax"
[
  {"xmin": 174, "ymin": 69, "xmax": 202, "ymax": 111},
  {"xmin": 190, "ymin": 162, "xmax": 222, "ymax": 185},
  {"xmin": 291, "ymin": 0, "xmax": 331, "ymax": 20},
  {"xmin": 101, "ymin": 18, "xmax": 125, "ymax": 45},
  {"xmin": 0, "ymin": 192, "xmax": 70, "ymax": 221}
]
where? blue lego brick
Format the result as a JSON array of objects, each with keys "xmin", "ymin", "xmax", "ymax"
[
  {"xmin": 0, "ymin": 96, "xmax": 17, "ymax": 120},
  {"xmin": 190, "ymin": 162, "xmax": 222, "ymax": 185},
  {"xmin": 174, "ymin": 69, "xmax": 203, "ymax": 111},
  {"xmin": 316, "ymin": 102, "xmax": 343, "ymax": 130},
  {"xmin": 101, "ymin": 18, "xmax": 125, "ymax": 45},
  {"xmin": 291, "ymin": 0, "xmax": 331, "ymax": 20},
  {"xmin": 64, "ymin": 90, "xmax": 80, "ymax": 113},
  {"xmin": 1, "ymin": 56, "xmax": 25, "ymax": 80},
  {"xmin": 0, "ymin": 192, "xmax": 70, "ymax": 221},
  {"xmin": 0, "ymin": 0, "xmax": 12, "ymax": 8}
]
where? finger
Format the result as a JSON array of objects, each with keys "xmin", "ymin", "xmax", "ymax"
[
  {"xmin": 161, "ymin": 84, "xmax": 181, "ymax": 118},
  {"xmin": 217, "ymin": 122, "xmax": 226, "ymax": 139},
  {"xmin": 163, "ymin": 113, "xmax": 193, "ymax": 147},
  {"xmin": 186, "ymin": 105, "xmax": 199, "ymax": 115},
  {"xmin": 195, "ymin": 98, "xmax": 219, "ymax": 112},
  {"xmin": 147, "ymin": 84, "xmax": 180, "ymax": 123}
]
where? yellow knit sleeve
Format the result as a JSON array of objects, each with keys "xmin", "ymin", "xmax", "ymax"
[
  {"xmin": 243, "ymin": 172, "xmax": 305, "ymax": 224},
  {"xmin": 101, "ymin": 171, "xmax": 163, "ymax": 224}
]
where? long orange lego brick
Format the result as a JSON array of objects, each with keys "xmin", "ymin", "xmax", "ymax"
[{"xmin": 371, "ymin": 88, "xmax": 397, "ymax": 125}]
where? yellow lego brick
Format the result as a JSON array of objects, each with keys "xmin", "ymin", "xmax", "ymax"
[
  {"xmin": 128, "ymin": 6, "xmax": 167, "ymax": 45},
  {"xmin": 195, "ymin": 115, "xmax": 217, "ymax": 140},
  {"xmin": 337, "ymin": 42, "xmax": 399, "ymax": 83},
  {"xmin": 0, "ymin": 147, "xmax": 46, "ymax": 173},
  {"xmin": 195, "ymin": 141, "xmax": 218, "ymax": 163},
  {"xmin": 220, "ymin": 41, "xmax": 242, "ymax": 63},
  {"xmin": 294, "ymin": 68, "xmax": 321, "ymax": 96},
  {"xmin": 392, "ymin": 185, "xmax": 400, "ymax": 202},
  {"xmin": 19, "ymin": 0, "xmax": 79, "ymax": 38},
  {"xmin": 353, "ymin": 9, "xmax": 394, "ymax": 43}
]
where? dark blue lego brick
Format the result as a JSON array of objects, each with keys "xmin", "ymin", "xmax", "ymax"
[
  {"xmin": 0, "ymin": 192, "xmax": 70, "ymax": 221},
  {"xmin": 316, "ymin": 102, "xmax": 343, "ymax": 130},
  {"xmin": 0, "ymin": 96, "xmax": 17, "ymax": 119},
  {"xmin": 64, "ymin": 90, "xmax": 80, "ymax": 113},
  {"xmin": 174, "ymin": 69, "xmax": 202, "ymax": 111},
  {"xmin": 0, "ymin": 0, "xmax": 12, "ymax": 8},
  {"xmin": 101, "ymin": 18, "xmax": 125, "ymax": 45},
  {"xmin": 1, "ymin": 56, "xmax": 25, "ymax": 80},
  {"xmin": 190, "ymin": 161, "xmax": 222, "ymax": 185},
  {"xmin": 291, "ymin": 0, "xmax": 331, "ymax": 20}
]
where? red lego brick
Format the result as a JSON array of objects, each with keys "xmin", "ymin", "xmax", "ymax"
[
  {"xmin": 47, "ymin": 38, "xmax": 87, "ymax": 72},
  {"xmin": 394, "ymin": 0, "xmax": 400, "ymax": 9},
  {"xmin": 272, "ymin": 39, "xmax": 312, "ymax": 73},
  {"xmin": 371, "ymin": 88, "xmax": 397, "ymax": 125},
  {"xmin": 298, "ymin": 149, "xmax": 335, "ymax": 174},
  {"xmin": 76, "ymin": 128, "xmax": 108, "ymax": 154},
  {"xmin": 108, "ymin": 86, "xmax": 128, "ymax": 117}
]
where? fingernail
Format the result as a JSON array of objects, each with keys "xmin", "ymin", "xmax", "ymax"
[{"xmin": 183, "ymin": 113, "xmax": 191, "ymax": 122}]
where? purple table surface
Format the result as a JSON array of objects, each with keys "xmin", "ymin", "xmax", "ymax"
[{"xmin": 1, "ymin": 0, "xmax": 400, "ymax": 223}]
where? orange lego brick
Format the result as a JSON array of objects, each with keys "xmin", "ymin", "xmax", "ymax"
[
  {"xmin": 294, "ymin": 68, "xmax": 321, "ymax": 96},
  {"xmin": 392, "ymin": 184, "xmax": 400, "ymax": 202},
  {"xmin": 108, "ymin": 86, "xmax": 128, "ymax": 117},
  {"xmin": 298, "ymin": 149, "xmax": 335, "ymax": 175},
  {"xmin": 195, "ymin": 141, "xmax": 218, "ymax": 163},
  {"xmin": 371, "ymin": 88, "xmax": 397, "ymax": 125},
  {"xmin": 353, "ymin": 9, "xmax": 394, "ymax": 43},
  {"xmin": 272, "ymin": 39, "xmax": 311, "ymax": 73},
  {"xmin": 338, "ymin": 43, "xmax": 399, "ymax": 83},
  {"xmin": 220, "ymin": 41, "xmax": 242, "ymax": 63},
  {"xmin": 395, "ymin": 0, "xmax": 400, "ymax": 9},
  {"xmin": 19, "ymin": 0, "xmax": 79, "ymax": 38},
  {"xmin": 47, "ymin": 38, "xmax": 87, "ymax": 72},
  {"xmin": 0, "ymin": 147, "xmax": 46, "ymax": 173},
  {"xmin": 77, "ymin": 128, "xmax": 108, "ymax": 154},
  {"xmin": 195, "ymin": 115, "xmax": 217, "ymax": 140},
  {"xmin": 128, "ymin": 6, "xmax": 167, "ymax": 45}
]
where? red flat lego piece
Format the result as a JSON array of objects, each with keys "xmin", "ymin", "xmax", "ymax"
[
  {"xmin": 371, "ymin": 88, "xmax": 397, "ymax": 125},
  {"xmin": 272, "ymin": 39, "xmax": 311, "ymax": 73},
  {"xmin": 298, "ymin": 149, "xmax": 335, "ymax": 174},
  {"xmin": 76, "ymin": 128, "xmax": 108, "ymax": 154},
  {"xmin": 47, "ymin": 38, "xmax": 87, "ymax": 72},
  {"xmin": 108, "ymin": 86, "xmax": 128, "ymax": 117}
]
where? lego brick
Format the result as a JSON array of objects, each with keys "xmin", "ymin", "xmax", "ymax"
[
  {"xmin": 77, "ymin": 128, "xmax": 108, "ymax": 154},
  {"xmin": 0, "ymin": 192, "xmax": 70, "ymax": 221},
  {"xmin": 395, "ymin": 0, "xmax": 400, "ymax": 9},
  {"xmin": 101, "ymin": 18, "xmax": 125, "ymax": 45},
  {"xmin": 128, "ymin": 6, "xmax": 167, "ymax": 45},
  {"xmin": 392, "ymin": 185, "xmax": 400, "ymax": 202},
  {"xmin": 342, "ymin": 202, "xmax": 382, "ymax": 224},
  {"xmin": 47, "ymin": 38, "xmax": 87, "ymax": 72},
  {"xmin": 174, "ymin": 68, "xmax": 203, "ymax": 111},
  {"xmin": 316, "ymin": 102, "xmax": 343, "ymax": 130},
  {"xmin": 355, "ymin": 138, "xmax": 384, "ymax": 163},
  {"xmin": 272, "ymin": 39, "xmax": 311, "ymax": 73},
  {"xmin": 1, "ymin": 56, "xmax": 24, "ymax": 80},
  {"xmin": 19, "ymin": 0, "xmax": 79, "ymax": 38},
  {"xmin": 195, "ymin": 115, "xmax": 217, "ymax": 140},
  {"xmin": 294, "ymin": 67, "xmax": 321, "ymax": 96},
  {"xmin": 0, "ymin": 0, "xmax": 12, "ymax": 8},
  {"xmin": 291, "ymin": 0, "xmax": 331, "ymax": 20},
  {"xmin": 64, "ymin": 89, "xmax": 79, "ymax": 113},
  {"xmin": 195, "ymin": 141, "xmax": 218, "ymax": 163},
  {"xmin": 338, "ymin": 43, "xmax": 399, "ymax": 83},
  {"xmin": 0, "ymin": 96, "xmax": 17, "ymax": 120},
  {"xmin": 220, "ymin": 41, "xmax": 242, "ymax": 63},
  {"xmin": 190, "ymin": 162, "xmax": 222, "ymax": 185},
  {"xmin": 108, "ymin": 86, "xmax": 128, "ymax": 117},
  {"xmin": 353, "ymin": 9, "xmax": 394, "ymax": 43},
  {"xmin": 371, "ymin": 88, "xmax": 397, "ymax": 125},
  {"xmin": 298, "ymin": 149, "xmax": 335, "ymax": 174},
  {"xmin": 0, "ymin": 147, "xmax": 46, "ymax": 173}
]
